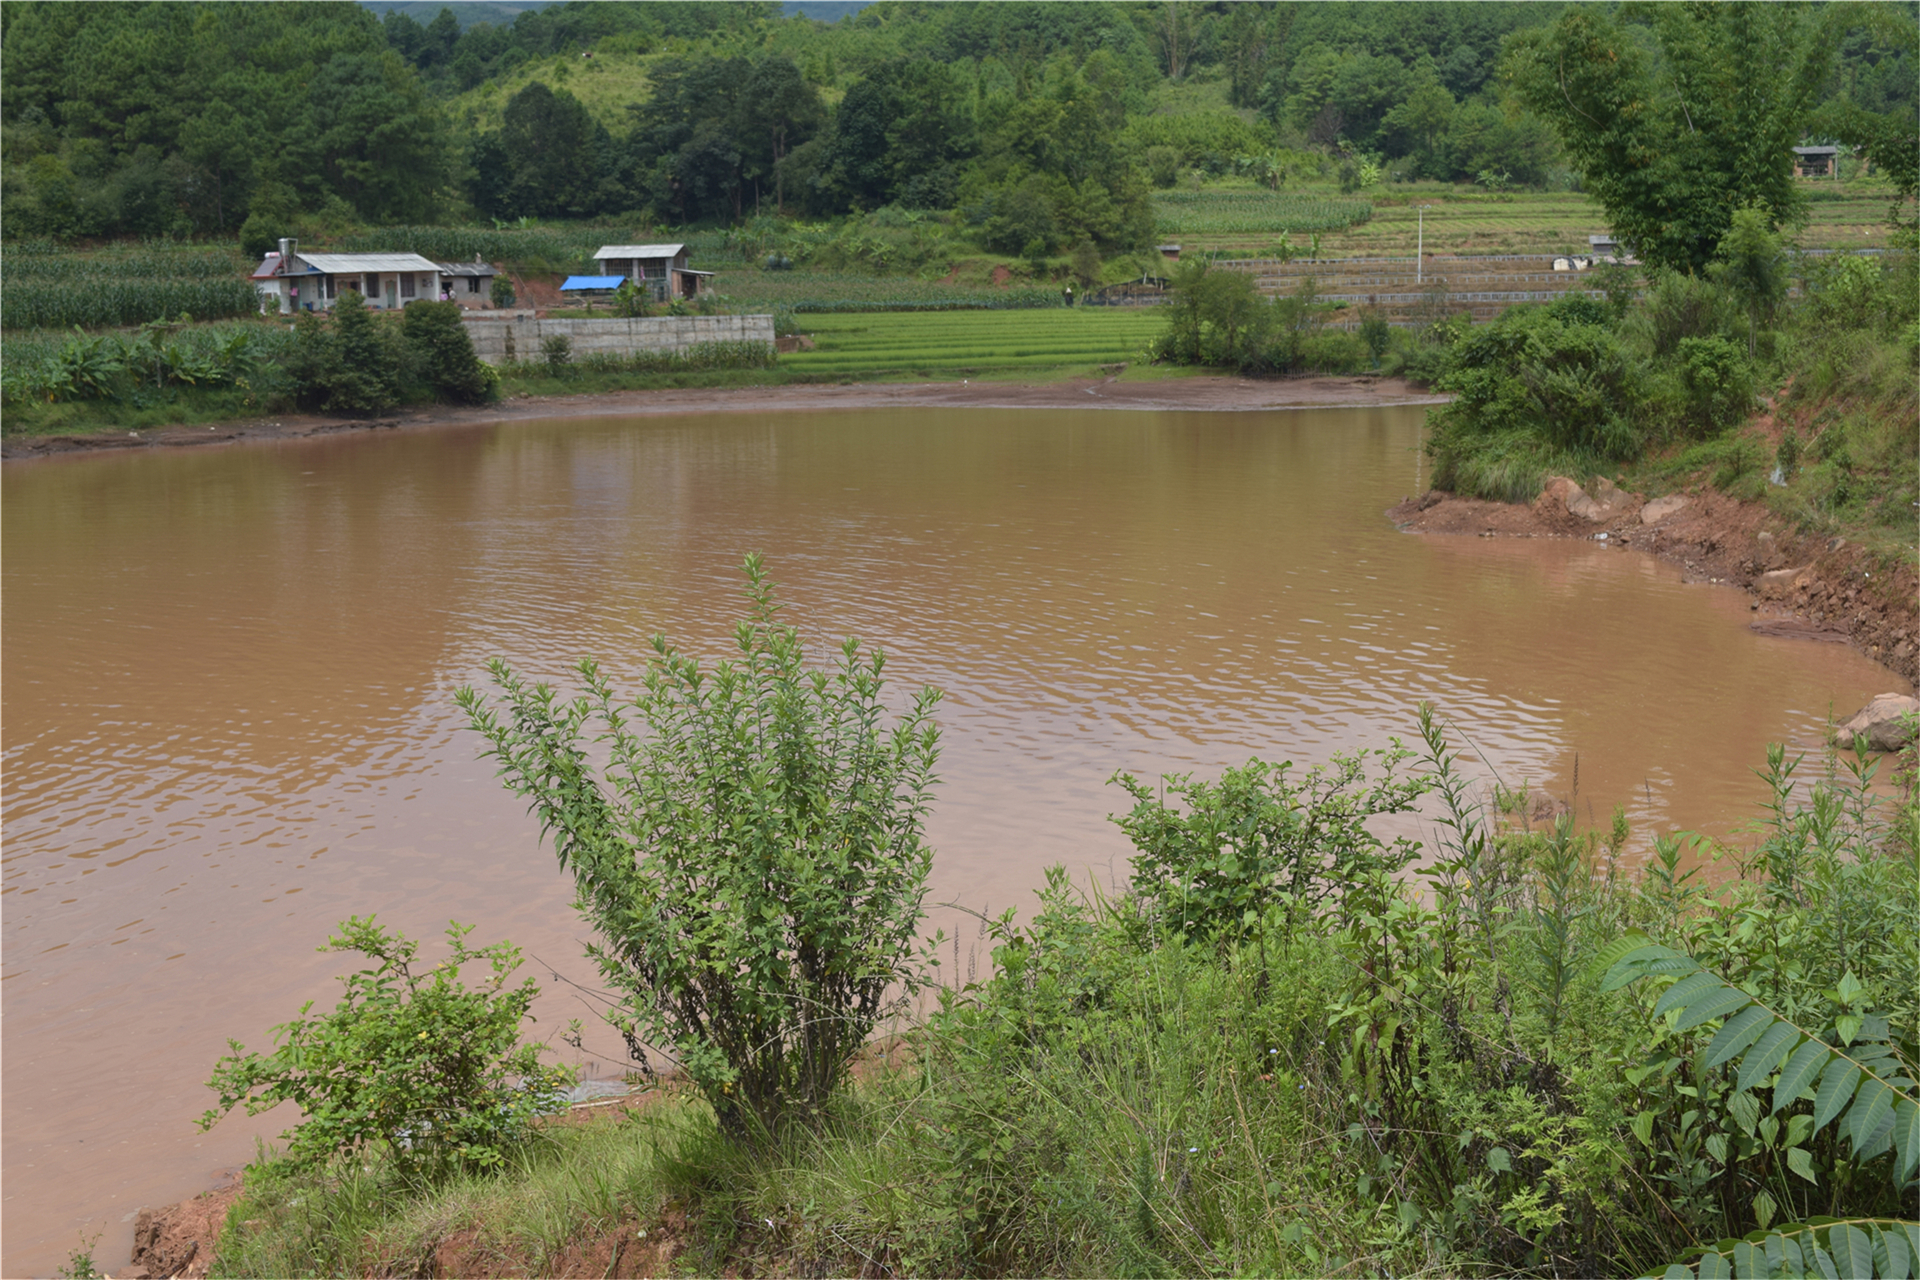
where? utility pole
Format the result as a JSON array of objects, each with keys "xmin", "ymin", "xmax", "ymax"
[{"xmin": 1417, "ymin": 205, "xmax": 1432, "ymax": 283}]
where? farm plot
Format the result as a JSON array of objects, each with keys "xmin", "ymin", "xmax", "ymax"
[
  {"xmin": 1, "ymin": 241, "xmax": 258, "ymax": 330},
  {"xmin": 781, "ymin": 310, "xmax": 1164, "ymax": 377},
  {"xmin": 1153, "ymin": 190, "xmax": 1374, "ymax": 236},
  {"xmin": 712, "ymin": 270, "xmax": 1062, "ymax": 312}
]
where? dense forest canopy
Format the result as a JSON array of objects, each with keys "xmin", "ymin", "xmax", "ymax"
[{"xmin": 2, "ymin": 1, "xmax": 1914, "ymax": 251}]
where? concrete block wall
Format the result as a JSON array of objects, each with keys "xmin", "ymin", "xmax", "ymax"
[{"xmin": 462, "ymin": 314, "xmax": 774, "ymax": 365}]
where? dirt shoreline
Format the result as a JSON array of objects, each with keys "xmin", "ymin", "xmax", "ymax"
[
  {"xmin": 1388, "ymin": 481, "xmax": 1918, "ymax": 688},
  {"xmin": 0, "ymin": 373, "xmax": 1447, "ymax": 461}
]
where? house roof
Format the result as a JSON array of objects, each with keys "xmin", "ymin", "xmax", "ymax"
[
  {"xmin": 594, "ymin": 244, "xmax": 686, "ymax": 260},
  {"xmin": 294, "ymin": 252, "xmax": 441, "ymax": 275},
  {"xmin": 437, "ymin": 262, "xmax": 498, "ymax": 277},
  {"xmin": 560, "ymin": 276, "xmax": 626, "ymax": 291},
  {"xmin": 249, "ymin": 253, "xmax": 284, "ymax": 280},
  {"xmin": 1793, "ymin": 145, "xmax": 1839, "ymax": 156}
]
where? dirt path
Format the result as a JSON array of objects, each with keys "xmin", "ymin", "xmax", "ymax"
[
  {"xmin": 1389, "ymin": 479, "xmax": 1918, "ymax": 687},
  {"xmin": 0, "ymin": 374, "xmax": 1445, "ymax": 461}
]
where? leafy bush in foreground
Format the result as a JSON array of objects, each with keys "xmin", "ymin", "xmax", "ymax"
[
  {"xmin": 460, "ymin": 554, "xmax": 942, "ymax": 1141},
  {"xmin": 200, "ymin": 917, "xmax": 572, "ymax": 1177}
]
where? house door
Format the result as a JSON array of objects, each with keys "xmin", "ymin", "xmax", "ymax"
[{"xmin": 385, "ymin": 278, "xmax": 398, "ymax": 309}]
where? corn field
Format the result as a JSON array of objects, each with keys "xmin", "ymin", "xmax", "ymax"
[
  {"xmin": 2, "ymin": 243, "xmax": 260, "ymax": 330},
  {"xmin": 1153, "ymin": 192, "xmax": 1374, "ymax": 235}
]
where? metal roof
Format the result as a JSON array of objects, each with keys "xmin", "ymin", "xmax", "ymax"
[
  {"xmin": 437, "ymin": 262, "xmax": 498, "ymax": 277},
  {"xmin": 594, "ymin": 244, "xmax": 686, "ymax": 260},
  {"xmin": 560, "ymin": 276, "xmax": 626, "ymax": 290},
  {"xmin": 249, "ymin": 253, "xmax": 284, "ymax": 280},
  {"xmin": 295, "ymin": 253, "xmax": 442, "ymax": 275},
  {"xmin": 1793, "ymin": 145, "xmax": 1839, "ymax": 155}
]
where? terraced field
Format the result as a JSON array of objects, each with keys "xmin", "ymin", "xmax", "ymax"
[{"xmin": 780, "ymin": 309, "xmax": 1164, "ymax": 377}]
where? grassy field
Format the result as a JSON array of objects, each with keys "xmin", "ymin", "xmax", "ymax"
[
  {"xmin": 1149, "ymin": 191, "xmax": 1373, "ymax": 237},
  {"xmin": 777, "ymin": 309, "xmax": 1164, "ymax": 377}
]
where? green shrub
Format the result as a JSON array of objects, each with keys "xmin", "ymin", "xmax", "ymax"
[
  {"xmin": 1112, "ymin": 751, "xmax": 1426, "ymax": 936},
  {"xmin": 285, "ymin": 291, "xmax": 404, "ymax": 415},
  {"xmin": 199, "ymin": 917, "xmax": 573, "ymax": 1177},
  {"xmin": 402, "ymin": 300, "xmax": 493, "ymax": 404},
  {"xmin": 490, "ymin": 274, "xmax": 517, "ymax": 308},
  {"xmin": 459, "ymin": 554, "xmax": 942, "ymax": 1141}
]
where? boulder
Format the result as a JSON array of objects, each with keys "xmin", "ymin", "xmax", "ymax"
[
  {"xmin": 1562, "ymin": 476, "xmax": 1628, "ymax": 522},
  {"xmin": 1640, "ymin": 494, "xmax": 1689, "ymax": 524},
  {"xmin": 1756, "ymin": 566, "xmax": 1808, "ymax": 598},
  {"xmin": 1834, "ymin": 693, "xmax": 1920, "ymax": 753}
]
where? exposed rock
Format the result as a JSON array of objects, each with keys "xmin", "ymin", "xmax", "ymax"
[
  {"xmin": 1834, "ymin": 694, "xmax": 1920, "ymax": 753},
  {"xmin": 1641, "ymin": 494, "xmax": 1689, "ymax": 524},
  {"xmin": 1750, "ymin": 617, "xmax": 1848, "ymax": 643},
  {"xmin": 1560, "ymin": 475, "xmax": 1629, "ymax": 522},
  {"xmin": 1756, "ymin": 566, "xmax": 1809, "ymax": 598}
]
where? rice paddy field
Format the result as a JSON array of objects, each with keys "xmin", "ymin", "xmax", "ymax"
[{"xmin": 776, "ymin": 309, "xmax": 1164, "ymax": 378}]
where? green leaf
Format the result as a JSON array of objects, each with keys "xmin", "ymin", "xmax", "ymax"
[
  {"xmin": 1729, "ymin": 1089, "xmax": 1761, "ymax": 1137},
  {"xmin": 1829, "ymin": 1225, "xmax": 1873, "ymax": 1280},
  {"xmin": 1813, "ymin": 1057, "xmax": 1862, "ymax": 1132},
  {"xmin": 1848, "ymin": 1076, "xmax": 1895, "ymax": 1158},
  {"xmin": 1894, "ymin": 1099, "xmax": 1920, "ymax": 1184},
  {"xmin": 1697, "ymin": 1247, "xmax": 1732, "ymax": 1280},
  {"xmin": 1786, "ymin": 1145, "xmax": 1817, "ymax": 1183},
  {"xmin": 1656, "ymin": 971, "xmax": 1725, "ymax": 1020},
  {"xmin": 1731, "ymin": 1238, "xmax": 1766, "ymax": 1278},
  {"xmin": 1768, "ymin": 1229, "xmax": 1805, "ymax": 1277},
  {"xmin": 1751, "ymin": 1190, "xmax": 1776, "ymax": 1233},
  {"xmin": 1774, "ymin": 1041, "xmax": 1832, "ymax": 1113},
  {"xmin": 1739, "ymin": 1023, "xmax": 1802, "ymax": 1094},
  {"xmin": 1632, "ymin": 1110, "xmax": 1657, "ymax": 1148},
  {"xmin": 1487, "ymin": 1146, "xmax": 1513, "ymax": 1173},
  {"xmin": 1663, "ymin": 1266, "xmax": 1696, "ymax": 1280},
  {"xmin": 1810, "ymin": 1242, "xmax": 1840, "ymax": 1280},
  {"xmin": 1877, "ymin": 1224, "xmax": 1912, "ymax": 1280},
  {"xmin": 1678, "ymin": 984, "xmax": 1756, "ymax": 1032},
  {"xmin": 1709, "ymin": 1006, "xmax": 1775, "ymax": 1068}
]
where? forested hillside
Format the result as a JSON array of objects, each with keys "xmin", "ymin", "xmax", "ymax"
[{"xmin": 4, "ymin": 0, "xmax": 1912, "ymax": 250}]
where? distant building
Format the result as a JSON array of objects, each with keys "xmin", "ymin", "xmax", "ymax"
[
  {"xmin": 1156, "ymin": 243, "xmax": 1182, "ymax": 261},
  {"xmin": 1792, "ymin": 145, "xmax": 1840, "ymax": 178},
  {"xmin": 250, "ymin": 240, "xmax": 443, "ymax": 314},
  {"xmin": 437, "ymin": 258, "xmax": 500, "ymax": 308},
  {"xmin": 592, "ymin": 243, "xmax": 712, "ymax": 300}
]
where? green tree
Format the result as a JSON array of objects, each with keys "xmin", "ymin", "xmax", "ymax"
[
  {"xmin": 288, "ymin": 290, "xmax": 402, "ymax": 415},
  {"xmin": 1710, "ymin": 204, "xmax": 1789, "ymax": 356},
  {"xmin": 402, "ymin": 300, "xmax": 492, "ymax": 404},
  {"xmin": 1507, "ymin": 3, "xmax": 1840, "ymax": 273},
  {"xmin": 458, "ymin": 555, "xmax": 942, "ymax": 1141}
]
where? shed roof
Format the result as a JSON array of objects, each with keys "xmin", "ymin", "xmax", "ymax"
[
  {"xmin": 295, "ymin": 252, "xmax": 441, "ymax": 275},
  {"xmin": 561, "ymin": 276, "xmax": 627, "ymax": 291},
  {"xmin": 1793, "ymin": 145, "xmax": 1839, "ymax": 156},
  {"xmin": 437, "ymin": 262, "xmax": 498, "ymax": 278},
  {"xmin": 594, "ymin": 244, "xmax": 687, "ymax": 260}
]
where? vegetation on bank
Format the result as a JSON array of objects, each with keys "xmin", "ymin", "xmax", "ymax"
[{"xmin": 200, "ymin": 562, "xmax": 1919, "ymax": 1276}]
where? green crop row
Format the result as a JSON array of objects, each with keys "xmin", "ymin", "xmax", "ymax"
[
  {"xmin": 1153, "ymin": 193, "xmax": 1374, "ymax": 234},
  {"xmin": 2, "ymin": 277, "xmax": 261, "ymax": 330},
  {"xmin": 2, "ymin": 249, "xmax": 248, "ymax": 282}
]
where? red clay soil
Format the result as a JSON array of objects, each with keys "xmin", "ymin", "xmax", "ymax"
[
  {"xmin": 989, "ymin": 264, "xmax": 1013, "ymax": 287},
  {"xmin": 123, "ymin": 1179, "xmax": 243, "ymax": 1279},
  {"xmin": 1388, "ymin": 480, "xmax": 1918, "ymax": 688},
  {"xmin": 1, "ymin": 374, "xmax": 1446, "ymax": 461}
]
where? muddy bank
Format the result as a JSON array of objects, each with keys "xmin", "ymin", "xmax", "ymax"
[
  {"xmin": 1, "ymin": 374, "xmax": 1445, "ymax": 461},
  {"xmin": 1389, "ymin": 480, "xmax": 1918, "ymax": 687}
]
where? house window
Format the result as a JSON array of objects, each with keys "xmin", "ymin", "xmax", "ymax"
[
  {"xmin": 468, "ymin": 275, "xmax": 481, "ymax": 295},
  {"xmin": 401, "ymin": 274, "xmax": 415, "ymax": 299}
]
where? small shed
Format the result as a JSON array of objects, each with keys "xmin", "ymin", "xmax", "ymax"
[
  {"xmin": 1588, "ymin": 234, "xmax": 1621, "ymax": 257},
  {"xmin": 592, "ymin": 243, "xmax": 711, "ymax": 300},
  {"xmin": 437, "ymin": 258, "xmax": 499, "ymax": 307},
  {"xmin": 1156, "ymin": 243, "xmax": 1182, "ymax": 262},
  {"xmin": 1792, "ymin": 145, "xmax": 1840, "ymax": 178}
]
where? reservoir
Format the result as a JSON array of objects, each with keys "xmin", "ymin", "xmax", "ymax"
[{"xmin": 0, "ymin": 404, "xmax": 1894, "ymax": 1275}]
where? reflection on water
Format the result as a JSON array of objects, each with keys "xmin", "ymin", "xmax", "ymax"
[{"xmin": 1, "ymin": 406, "xmax": 1894, "ymax": 1274}]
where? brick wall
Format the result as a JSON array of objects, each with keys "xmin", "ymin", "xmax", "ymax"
[{"xmin": 461, "ymin": 314, "xmax": 774, "ymax": 365}]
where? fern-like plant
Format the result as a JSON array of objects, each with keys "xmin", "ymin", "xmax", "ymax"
[{"xmin": 1600, "ymin": 933, "xmax": 1918, "ymax": 1278}]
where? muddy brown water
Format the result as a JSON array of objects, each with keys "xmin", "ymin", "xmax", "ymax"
[{"xmin": 2, "ymin": 405, "xmax": 1896, "ymax": 1276}]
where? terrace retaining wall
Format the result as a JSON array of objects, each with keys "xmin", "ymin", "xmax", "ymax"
[{"xmin": 461, "ymin": 314, "xmax": 773, "ymax": 365}]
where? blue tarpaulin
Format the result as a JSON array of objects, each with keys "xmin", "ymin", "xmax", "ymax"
[{"xmin": 560, "ymin": 276, "xmax": 626, "ymax": 291}]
